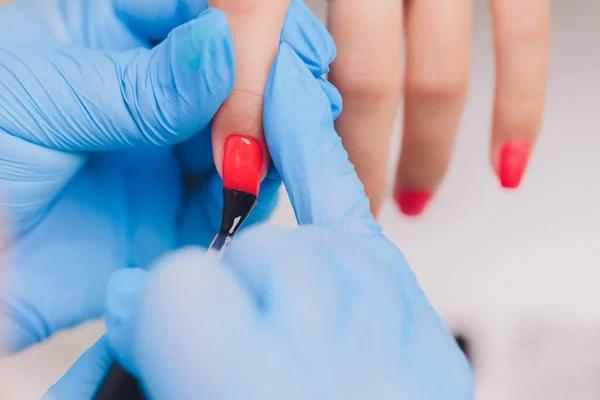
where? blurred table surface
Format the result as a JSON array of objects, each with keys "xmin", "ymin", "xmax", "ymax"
[{"xmin": 0, "ymin": 0, "xmax": 599, "ymax": 399}]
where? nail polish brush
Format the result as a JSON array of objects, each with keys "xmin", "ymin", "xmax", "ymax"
[{"xmin": 92, "ymin": 134, "xmax": 263, "ymax": 400}]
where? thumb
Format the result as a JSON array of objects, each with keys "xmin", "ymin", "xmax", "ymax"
[
  {"xmin": 0, "ymin": 8, "xmax": 234, "ymax": 152},
  {"xmin": 264, "ymin": 44, "xmax": 383, "ymax": 252},
  {"xmin": 116, "ymin": 248, "xmax": 259, "ymax": 399}
]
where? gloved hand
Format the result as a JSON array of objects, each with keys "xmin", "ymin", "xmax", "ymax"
[
  {"xmin": 48, "ymin": 42, "xmax": 474, "ymax": 400},
  {"xmin": 0, "ymin": 0, "xmax": 334, "ymax": 354}
]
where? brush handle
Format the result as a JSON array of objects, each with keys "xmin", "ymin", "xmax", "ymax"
[{"xmin": 93, "ymin": 362, "xmax": 146, "ymax": 400}]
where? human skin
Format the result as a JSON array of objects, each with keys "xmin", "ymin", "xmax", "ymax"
[
  {"xmin": 209, "ymin": 0, "xmax": 292, "ymax": 179},
  {"xmin": 327, "ymin": 0, "xmax": 550, "ymax": 217}
]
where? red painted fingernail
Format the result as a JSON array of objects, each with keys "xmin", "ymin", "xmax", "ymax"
[
  {"xmin": 223, "ymin": 135, "xmax": 263, "ymax": 196},
  {"xmin": 498, "ymin": 141, "xmax": 530, "ymax": 189},
  {"xmin": 393, "ymin": 189, "xmax": 433, "ymax": 216}
]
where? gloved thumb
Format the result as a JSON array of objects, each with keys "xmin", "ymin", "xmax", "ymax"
[
  {"xmin": 1, "ymin": 8, "xmax": 234, "ymax": 152},
  {"xmin": 106, "ymin": 248, "xmax": 259, "ymax": 399}
]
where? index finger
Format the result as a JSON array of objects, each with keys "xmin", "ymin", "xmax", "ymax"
[{"xmin": 264, "ymin": 43, "xmax": 382, "ymax": 248}]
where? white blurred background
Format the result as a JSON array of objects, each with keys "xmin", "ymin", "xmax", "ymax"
[{"xmin": 1, "ymin": 0, "xmax": 599, "ymax": 398}]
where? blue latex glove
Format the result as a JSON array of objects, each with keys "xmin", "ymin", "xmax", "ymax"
[
  {"xmin": 0, "ymin": 0, "xmax": 333, "ymax": 353},
  {"xmin": 48, "ymin": 43, "xmax": 474, "ymax": 399}
]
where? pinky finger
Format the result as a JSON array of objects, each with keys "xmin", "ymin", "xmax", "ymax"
[{"xmin": 490, "ymin": 0, "xmax": 550, "ymax": 189}]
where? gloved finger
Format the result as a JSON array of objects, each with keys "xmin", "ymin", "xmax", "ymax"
[
  {"xmin": 490, "ymin": 0, "xmax": 549, "ymax": 188},
  {"xmin": 327, "ymin": 0, "xmax": 403, "ymax": 217},
  {"xmin": 0, "ymin": 9, "xmax": 234, "ymax": 152},
  {"xmin": 177, "ymin": 170, "xmax": 281, "ymax": 248},
  {"xmin": 394, "ymin": 0, "xmax": 472, "ymax": 216},
  {"xmin": 264, "ymin": 44, "xmax": 391, "ymax": 261},
  {"xmin": 222, "ymin": 225, "xmax": 347, "ymax": 342},
  {"xmin": 0, "ymin": 160, "xmax": 126, "ymax": 354},
  {"xmin": 43, "ymin": 337, "xmax": 112, "ymax": 400},
  {"xmin": 0, "ymin": 134, "xmax": 84, "ymax": 235},
  {"xmin": 291, "ymin": 226, "xmax": 410, "ymax": 357},
  {"xmin": 112, "ymin": 0, "xmax": 208, "ymax": 42},
  {"xmin": 127, "ymin": 248, "xmax": 262, "ymax": 398},
  {"xmin": 113, "ymin": 0, "xmax": 335, "ymax": 77}
]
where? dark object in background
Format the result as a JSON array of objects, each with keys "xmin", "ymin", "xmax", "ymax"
[
  {"xmin": 454, "ymin": 333, "xmax": 471, "ymax": 361},
  {"xmin": 93, "ymin": 363, "xmax": 145, "ymax": 400}
]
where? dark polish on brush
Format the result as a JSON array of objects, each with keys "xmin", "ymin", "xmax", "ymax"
[{"xmin": 93, "ymin": 135, "xmax": 263, "ymax": 400}]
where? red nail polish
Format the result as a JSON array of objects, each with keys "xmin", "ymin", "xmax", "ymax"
[
  {"xmin": 498, "ymin": 141, "xmax": 530, "ymax": 189},
  {"xmin": 223, "ymin": 135, "xmax": 263, "ymax": 196},
  {"xmin": 393, "ymin": 189, "xmax": 433, "ymax": 216}
]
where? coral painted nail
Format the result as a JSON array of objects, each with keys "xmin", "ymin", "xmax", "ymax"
[
  {"xmin": 498, "ymin": 141, "xmax": 530, "ymax": 189},
  {"xmin": 393, "ymin": 190, "xmax": 433, "ymax": 216},
  {"xmin": 223, "ymin": 135, "xmax": 263, "ymax": 196}
]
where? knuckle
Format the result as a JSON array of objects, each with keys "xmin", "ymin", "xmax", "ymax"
[
  {"xmin": 213, "ymin": 88, "xmax": 264, "ymax": 138},
  {"xmin": 494, "ymin": 104, "xmax": 542, "ymax": 139},
  {"xmin": 331, "ymin": 64, "xmax": 401, "ymax": 102},
  {"xmin": 406, "ymin": 70, "xmax": 468, "ymax": 100}
]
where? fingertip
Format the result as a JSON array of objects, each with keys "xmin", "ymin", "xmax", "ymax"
[
  {"xmin": 120, "ymin": 7, "xmax": 235, "ymax": 147},
  {"xmin": 495, "ymin": 140, "xmax": 530, "ymax": 189},
  {"xmin": 393, "ymin": 189, "xmax": 433, "ymax": 217},
  {"xmin": 222, "ymin": 135, "xmax": 263, "ymax": 196},
  {"xmin": 133, "ymin": 247, "xmax": 257, "ymax": 396},
  {"xmin": 163, "ymin": 7, "xmax": 235, "ymax": 99},
  {"xmin": 186, "ymin": 8, "xmax": 235, "ymax": 84}
]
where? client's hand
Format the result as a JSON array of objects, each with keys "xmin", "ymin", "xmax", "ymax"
[
  {"xmin": 0, "ymin": 0, "xmax": 331, "ymax": 356},
  {"xmin": 47, "ymin": 42, "xmax": 474, "ymax": 400}
]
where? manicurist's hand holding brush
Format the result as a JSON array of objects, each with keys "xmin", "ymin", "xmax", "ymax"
[
  {"xmin": 0, "ymin": 0, "xmax": 473, "ymax": 399},
  {"xmin": 45, "ymin": 36, "xmax": 475, "ymax": 400}
]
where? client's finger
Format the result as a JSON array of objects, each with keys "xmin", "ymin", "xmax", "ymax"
[
  {"xmin": 327, "ymin": 0, "xmax": 403, "ymax": 217},
  {"xmin": 394, "ymin": 0, "xmax": 473, "ymax": 216},
  {"xmin": 209, "ymin": 0, "xmax": 290, "ymax": 180},
  {"xmin": 0, "ymin": 9, "xmax": 233, "ymax": 152},
  {"xmin": 177, "ymin": 1, "xmax": 337, "ymax": 181},
  {"xmin": 490, "ymin": 0, "xmax": 550, "ymax": 188},
  {"xmin": 0, "ymin": 135, "xmax": 83, "ymax": 235},
  {"xmin": 128, "ymin": 248, "xmax": 261, "ymax": 398}
]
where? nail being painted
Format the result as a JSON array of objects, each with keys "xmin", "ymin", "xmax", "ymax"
[
  {"xmin": 209, "ymin": 135, "xmax": 263, "ymax": 257},
  {"xmin": 93, "ymin": 137, "xmax": 262, "ymax": 400}
]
